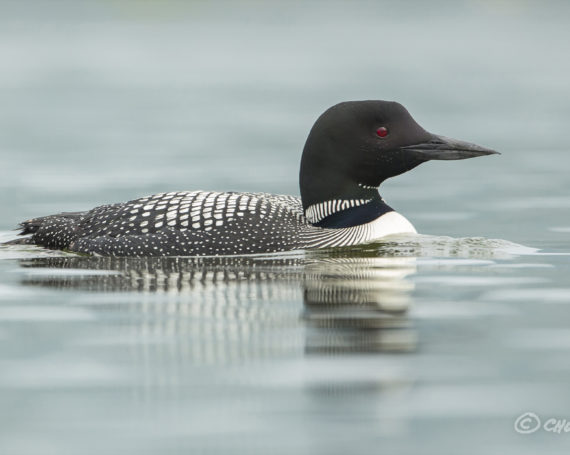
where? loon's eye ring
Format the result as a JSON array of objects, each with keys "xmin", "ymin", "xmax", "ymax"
[{"xmin": 376, "ymin": 127, "xmax": 389, "ymax": 138}]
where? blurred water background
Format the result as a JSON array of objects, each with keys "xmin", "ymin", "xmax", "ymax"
[{"xmin": 1, "ymin": 0, "xmax": 570, "ymax": 454}]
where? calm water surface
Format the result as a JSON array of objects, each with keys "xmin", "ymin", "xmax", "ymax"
[{"xmin": 1, "ymin": 1, "xmax": 570, "ymax": 454}]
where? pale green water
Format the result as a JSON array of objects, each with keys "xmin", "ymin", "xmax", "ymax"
[{"xmin": 1, "ymin": 1, "xmax": 570, "ymax": 454}]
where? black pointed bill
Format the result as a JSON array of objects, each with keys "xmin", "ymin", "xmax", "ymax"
[{"xmin": 401, "ymin": 135, "xmax": 499, "ymax": 161}]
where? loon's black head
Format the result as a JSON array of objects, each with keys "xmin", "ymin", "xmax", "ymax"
[{"xmin": 299, "ymin": 100, "xmax": 498, "ymax": 210}]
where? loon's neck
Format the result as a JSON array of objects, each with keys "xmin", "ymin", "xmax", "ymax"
[
  {"xmin": 299, "ymin": 131, "xmax": 396, "ymax": 228},
  {"xmin": 299, "ymin": 128, "xmax": 388, "ymax": 208},
  {"xmin": 304, "ymin": 192, "xmax": 394, "ymax": 228}
]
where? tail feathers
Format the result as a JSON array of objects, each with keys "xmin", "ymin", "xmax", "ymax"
[
  {"xmin": 3, "ymin": 237, "xmax": 35, "ymax": 245},
  {"xmin": 18, "ymin": 212, "xmax": 85, "ymax": 236},
  {"xmin": 15, "ymin": 212, "xmax": 86, "ymax": 249}
]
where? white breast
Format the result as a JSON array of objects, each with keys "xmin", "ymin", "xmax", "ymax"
[
  {"xmin": 364, "ymin": 211, "xmax": 417, "ymax": 242},
  {"xmin": 300, "ymin": 211, "xmax": 417, "ymax": 250}
]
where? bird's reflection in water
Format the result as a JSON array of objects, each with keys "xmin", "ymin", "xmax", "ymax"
[
  {"xmin": 18, "ymin": 248, "xmax": 417, "ymax": 358},
  {"xmin": 303, "ymin": 256, "xmax": 416, "ymax": 354}
]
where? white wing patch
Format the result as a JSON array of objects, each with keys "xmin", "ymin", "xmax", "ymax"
[{"xmin": 123, "ymin": 191, "xmax": 266, "ymax": 233}]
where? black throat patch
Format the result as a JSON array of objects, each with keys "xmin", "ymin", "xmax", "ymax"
[{"xmin": 313, "ymin": 198, "xmax": 394, "ymax": 229}]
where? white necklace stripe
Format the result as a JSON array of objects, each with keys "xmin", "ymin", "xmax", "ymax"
[{"xmin": 305, "ymin": 198, "xmax": 371, "ymax": 224}]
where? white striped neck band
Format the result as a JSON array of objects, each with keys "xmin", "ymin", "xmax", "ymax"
[{"xmin": 304, "ymin": 199, "xmax": 372, "ymax": 224}]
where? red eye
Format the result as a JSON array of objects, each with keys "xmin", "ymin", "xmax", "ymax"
[{"xmin": 376, "ymin": 127, "xmax": 388, "ymax": 138}]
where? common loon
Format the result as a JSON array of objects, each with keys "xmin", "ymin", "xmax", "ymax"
[{"xmin": 11, "ymin": 101, "xmax": 497, "ymax": 256}]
